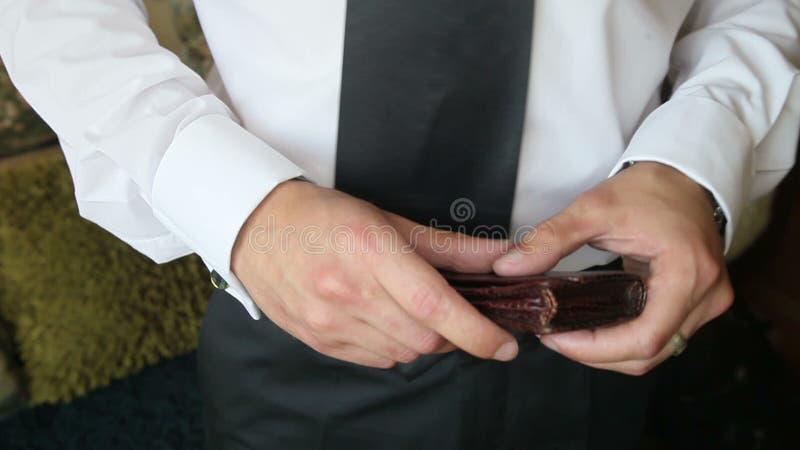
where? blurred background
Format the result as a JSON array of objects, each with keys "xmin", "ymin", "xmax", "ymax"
[{"xmin": 0, "ymin": 1, "xmax": 798, "ymax": 449}]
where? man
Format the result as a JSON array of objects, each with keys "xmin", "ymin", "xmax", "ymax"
[{"xmin": 1, "ymin": 0, "xmax": 798, "ymax": 448}]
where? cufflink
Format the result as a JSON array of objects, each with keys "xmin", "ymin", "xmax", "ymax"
[
  {"xmin": 210, "ymin": 270, "xmax": 229, "ymax": 290},
  {"xmin": 709, "ymin": 193, "xmax": 727, "ymax": 243}
]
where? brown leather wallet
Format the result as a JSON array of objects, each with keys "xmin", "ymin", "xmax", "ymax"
[{"xmin": 444, "ymin": 271, "xmax": 647, "ymax": 334}]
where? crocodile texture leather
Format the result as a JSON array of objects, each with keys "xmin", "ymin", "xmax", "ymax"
[{"xmin": 445, "ymin": 271, "xmax": 647, "ymax": 334}]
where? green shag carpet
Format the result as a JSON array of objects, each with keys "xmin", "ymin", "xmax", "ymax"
[
  {"xmin": 0, "ymin": 352, "xmax": 204, "ymax": 449},
  {"xmin": 0, "ymin": 62, "xmax": 56, "ymax": 158},
  {"xmin": 0, "ymin": 149, "xmax": 211, "ymax": 404},
  {"xmin": 0, "ymin": 0, "xmax": 215, "ymax": 405},
  {"xmin": 0, "ymin": 0, "xmax": 210, "ymax": 159}
]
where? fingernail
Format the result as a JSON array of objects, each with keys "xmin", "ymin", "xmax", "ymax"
[
  {"xmin": 540, "ymin": 337, "xmax": 559, "ymax": 353},
  {"xmin": 493, "ymin": 340, "xmax": 519, "ymax": 361}
]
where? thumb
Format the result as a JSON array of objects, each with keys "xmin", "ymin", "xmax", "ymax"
[
  {"xmin": 386, "ymin": 212, "xmax": 509, "ymax": 273},
  {"xmin": 493, "ymin": 205, "xmax": 602, "ymax": 276}
]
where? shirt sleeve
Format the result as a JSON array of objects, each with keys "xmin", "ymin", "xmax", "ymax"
[
  {"xmin": 0, "ymin": 0, "xmax": 304, "ymax": 317},
  {"xmin": 609, "ymin": 0, "xmax": 800, "ymax": 253}
]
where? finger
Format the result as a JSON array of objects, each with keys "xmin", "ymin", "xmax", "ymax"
[
  {"xmin": 251, "ymin": 287, "xmax": 305, "ymax": 340},
  {"xmin": 345, "ymin": 320, "xmax": 422, "ymax": 363},
  {"xmin": 321, "ymin": 343, "xmax": 398, "ymax": 369},
  {"xmin": 493, "ymin": 202, "xmax": 604, "ymax": 276},
  {"xmin": 581, "ymin": 299, "xmax": 712, "ymax": 375},
  {"xmin": 544, "ymin": 270, "xmax": 732, "ymax": 368},
  {"xmin": 433, "ymin": 341, "xmax": 458, "ymax": 353},
  {"xmin": 305, "ymin": 267, "xmax": 448, "ymax": 355},
  {"xmin": 622, "ymin": 255, "xmax": 650, "ymax": 277},
  {"xmin": 539, "ymin": 249, "xmax": 695, "ymax": 363},
  {"xmin": 255, "ymin": 294, "xmax": 394, "ymax": 367},
  {"xmin": 373, "ymin": 248, "xmax": 519, "ymax": 361},
  {"xmin": 358, "ymin": 293, "xmax": 457, "ymax": 355},
  {"xmin": 387, "ymin": 212, "xmax": 509, "ymax": 273},
  {"xmin": 349, "ymin": 279, "xmax": 450, "ymax": 356},
  {"xmin": 284, "ymin": 311, "xmax": 398, "ymax": 368}
]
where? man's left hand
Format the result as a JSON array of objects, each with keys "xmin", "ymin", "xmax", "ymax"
[{"xmin": 493, "ymin": 161, "xmax": 734, "ymax": 375}]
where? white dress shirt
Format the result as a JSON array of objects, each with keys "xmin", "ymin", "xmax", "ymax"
[{"xmin": 1, "ymin": 0, "xmax": 798, "ymax": 319}]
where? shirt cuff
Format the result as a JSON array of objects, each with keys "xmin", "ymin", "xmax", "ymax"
[
  {"xmin": 609, "ymin": 96, "xmax": 755, "ymax": 253},
  {"xmin": 152, "ymin": 114, "xmax": 304, "ymax": 318}
]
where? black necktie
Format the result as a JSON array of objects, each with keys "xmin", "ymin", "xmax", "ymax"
[{"xmin": 335, "ymin": 0, "xmax": 534, "ymax": 235}]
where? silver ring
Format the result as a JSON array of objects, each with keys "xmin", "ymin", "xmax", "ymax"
[{"xmin": 669, "ymin": 332, "xmax": 688, "ymax": 357}]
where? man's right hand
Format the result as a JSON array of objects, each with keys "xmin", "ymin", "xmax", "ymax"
[{"xmin": 231, "ymin": 180, "xmax": 519, "ymax": 368}]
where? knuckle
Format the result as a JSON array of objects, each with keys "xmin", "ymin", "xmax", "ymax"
[
  {"xmin": 312, "ymin": 276, "xmax": 339, "ymax": 300},
  {"xmin": 408, "ymin": 286, "xmax": 446, "ymax": 320},
  {"xmin": 304, "ymin": 309, "xmax": 338, "ymax": 333},
  {"xmin": 312, "ymin": 271, "xmax": 355, "ymax": 303},
  {"xmin": 446, "ymin": 256, "xmax": 472, "ymax": 274},
  {"xmin": 341, "ymin": 207, "xmax": 383, "ymax": 236},
  {"xmin": 527, "ymin": 219, "xmax": 559, "ymax": 256},
  {"xmin": 375, "ymin": 359, "xmax": 397, "ymax": 369},
  {"xmin": 575, "ymin": 188, "xmax": 615, "ymax": 212},
  {"xmin": 395, "ymin": 348, "xmax": 420, "ymax": 364},
  {"xmin": 314, "ymin": 274, "xmax": 370, "ymax": 306},
  {"xmin": 415, "ymin": 330, "xmax": 444, "ymax": 354},
  {"xmin": 535, "ymin": 218, "xmax": 558, "ymax": 243},
  {"xmin": 626, "ymin": 362, "xmax": 655, "ymax": 377},
  {"xmin": 638, "ymin": 332, "xmax": 666, "ymax": 360},
  {"xmin": 695, "ymin": 253, "xmax": 723, "ymax": 285},
  {"xmin": 720, "ymin": 283, "xmax": 735, "ymax": 308},
  {"xmin": 308, "ymin": 338, "xmax": 333, "ymax": 355},
  {"xmin": 711, "ymin": 283, "xmax": 735, "ymax": 317},
  {"xmin": 317, "ymin": 343, "xmax": 334, "ymax": 355},
  {"xmin": 358, "ymin": 283, "xmax": 382, "ymax": 304},
  {"xmin": 350, "ymin": 216, "xmax": 399, "ymax": 256}
]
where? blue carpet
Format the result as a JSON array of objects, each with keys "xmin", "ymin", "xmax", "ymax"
[{"xmin": 0, "ymin": 353, "xmax": 204, "ymax": 450}]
